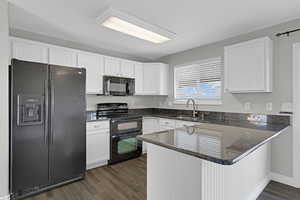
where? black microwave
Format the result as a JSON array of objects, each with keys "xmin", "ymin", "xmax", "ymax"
[{"xmin": 103, "ymin": 76, "xmax": 135, "ymax": 96}]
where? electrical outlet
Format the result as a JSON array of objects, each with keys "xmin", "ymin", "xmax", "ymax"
[
  {"xmin": 281, "ymin": 102, "xmax": 292, "ymax": 112},
  {"xmin": 266, "ymin": 102, "xmax": 273, "ymax": 111},
  {"xmin": 244, "ymin": 102, "xmax": 251, "ymax": 111}
]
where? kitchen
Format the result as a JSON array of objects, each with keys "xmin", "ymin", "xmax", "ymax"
[{"xmin": 1, "ymin": 0, "xmax": 300, "ymax": 200}]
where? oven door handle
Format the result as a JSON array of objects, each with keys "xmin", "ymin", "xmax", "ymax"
[
  {"xmin": 111, "ymin": 118, "xmax": 142, "ymax": 123},
  {"xmin": 111, "ymin": 133, "xmax": 141, "ymax": 140}
]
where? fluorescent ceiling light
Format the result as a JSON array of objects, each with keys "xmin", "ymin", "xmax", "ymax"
[{"xmin": 97, "ymin": 7, "xmax": 175, "ymax": 44}]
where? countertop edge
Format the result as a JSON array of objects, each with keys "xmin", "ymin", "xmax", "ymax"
[{"xmin": 137, "ymin": 125, "xmax": 290, "ymax": 165}]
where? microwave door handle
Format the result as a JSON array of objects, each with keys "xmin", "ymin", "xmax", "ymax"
[
  {"xmin": 107, "ymin": 79, "xmax": 110, "ymax": 95},
  {"xmin": 126, "ymin": 81, "xmax": 129, "ymax": 95}
]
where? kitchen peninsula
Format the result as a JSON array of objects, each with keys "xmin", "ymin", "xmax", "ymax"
[{"xmin": 138, "ymin": 120, "xmax": 289, "ymax": 200}]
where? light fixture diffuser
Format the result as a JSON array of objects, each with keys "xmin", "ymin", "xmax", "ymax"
[{"xmin": 97, "ymin": 7, "xmax": 175, "ymax": 44}]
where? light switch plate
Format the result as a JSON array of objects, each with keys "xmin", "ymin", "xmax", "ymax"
[
  {"xmin": 266, "ymin": 102, "xmax": 272, "ymax": 111},
  {"xmin": 244, "ymin": 102, "xmax": 251, "ymax": 111}
]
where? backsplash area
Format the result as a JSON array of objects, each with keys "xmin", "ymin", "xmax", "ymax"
[{"xmin": 86, "ymin": 95, "xmax": 160, "ymax": 111}]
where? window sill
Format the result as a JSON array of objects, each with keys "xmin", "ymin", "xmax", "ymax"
[{"xmin": 173, "ymin": 99, "xmax": 222, "ymax": 105}]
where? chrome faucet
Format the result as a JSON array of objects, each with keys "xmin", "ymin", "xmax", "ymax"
[{"xmin": 186, "ymin": 98, "xmax": 197, "ymax": 118}]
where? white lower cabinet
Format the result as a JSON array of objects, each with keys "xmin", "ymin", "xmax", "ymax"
[
  {"xmin": 142, "ymin": 117, "xmax": 160, "ymax": 153},
  {"xmin": 142, "ymin": 117, "xmax": 200, "ymax": 153},
  {"xmin": 86, "ymin": 120, "xmax": 110, "ymax": 170}
]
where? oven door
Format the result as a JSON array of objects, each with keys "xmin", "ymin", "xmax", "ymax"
[
  {"xmin": 111, "ymin": 117, "xmax": 142, "ymax": 135},
  {"xmin": 110, "ymin": 132, "xmax": 142, "ymax": 164}
]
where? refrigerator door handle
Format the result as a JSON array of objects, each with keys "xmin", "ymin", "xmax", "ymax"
[
  {"xmin": 50, "ymin": 80, "xmax": 55, "ymax": 145},
  {"xmin": 44, "ymin": 80, "xmax": 49, "ymax": 145}
]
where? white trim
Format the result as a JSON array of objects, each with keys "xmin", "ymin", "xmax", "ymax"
[
  {"xmin": 246, "ymin": 176, "xmax": 270, "ymax": 200},
  {"xmin": 0, "ymin": 195, "xmax": 10, "ymax": 200},
  {"xmin": 292, "ymin": 43, "xmax": 300, "ymax": 187},
  {"xmin": 270, "ymin": 172, "xmax": 299, "ymax": 188}
]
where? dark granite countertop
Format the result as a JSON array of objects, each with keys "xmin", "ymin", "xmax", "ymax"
[{"xmin": 137, "ymin": 123, "xmax": 289, "ymax": 165}]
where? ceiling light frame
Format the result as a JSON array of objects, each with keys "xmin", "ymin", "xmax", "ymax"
[{"xmin": 97, "ymin": 7, "xmax": 176, "ymax": 43}]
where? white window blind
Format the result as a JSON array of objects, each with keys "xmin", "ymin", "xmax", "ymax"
[{"xmin": 174, "ymin": 57, "xmax": 222, "ymax": 101}]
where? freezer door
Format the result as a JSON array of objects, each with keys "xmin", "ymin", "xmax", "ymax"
[
  {"xmin": 10, "ymin": 59, "xmax": 49, "ymax": 193},
  {"xmin": 49, "ymin": 65, "xmax": 86, "ymax": 184}
]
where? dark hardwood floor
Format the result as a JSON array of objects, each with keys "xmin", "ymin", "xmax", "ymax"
[{"xmin": 24, "ymin": 155, "xmax": 300, "ymax": 200}]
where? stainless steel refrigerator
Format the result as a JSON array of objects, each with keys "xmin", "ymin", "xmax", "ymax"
[{"xmin": 10, "ymin": 59, "xmax": 86, "ymax": 199}]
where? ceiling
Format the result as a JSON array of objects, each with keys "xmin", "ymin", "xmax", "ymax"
[{"xmin": 8, "ymin": 0, "xmax": 300, "ymax": 60}]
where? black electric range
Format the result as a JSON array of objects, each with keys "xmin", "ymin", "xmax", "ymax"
[{"xmin": 96, "ymin": 103, "xmax": 143, "ymax": 164}]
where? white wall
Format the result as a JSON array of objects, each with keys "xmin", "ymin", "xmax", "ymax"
[{"xmin": 0, "ymin": 0, "xmax": 10, "ymax": 198}]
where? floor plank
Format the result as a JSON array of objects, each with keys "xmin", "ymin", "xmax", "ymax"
[{"xmin": 24, "ymin": 155, "xmax": 299, "ymax": 200}]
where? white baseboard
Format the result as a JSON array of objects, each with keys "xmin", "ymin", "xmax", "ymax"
[
  {"xmin": 0, "ymin": 195, "xmax": 10, "ymax": 200},
  {"xmin": 246, "ymin": 176, "xmax": 270, "ymax": 200},
  {"xmin": 270, "ymin": 172, "xmax": 300, "ymax": 188},
  {"xmin": 86, "ymin": 160, "xmax": 108, "ymax": 170}
]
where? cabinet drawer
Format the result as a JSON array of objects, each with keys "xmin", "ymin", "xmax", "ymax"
[
  {"xmin": 160, "ymin": 125, "xmax": 174, "ymax": 131},
  {"xmin": 176, "ymin": 120, "xmax": 199, "ymax": 128},
  {"xmin": 87, "ymin": 121, "xmax": 110, "ymax": 131},
  {"xmin": 159, "ymin": 118, "xmax": 176, "ymax": 128}
]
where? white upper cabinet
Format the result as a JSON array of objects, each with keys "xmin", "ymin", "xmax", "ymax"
[
  {"xmin": 142, "ymin": 63, "xmax": 169, "ymax": 95},
  {"xmin": 49, "ymin": 46, "xmax": 77, "ymax": 67},
  {"xmin": 77, "ymin": 52, "xmax": 104, "ymax": 94},
  {"xmin": 10, "ymin": 37, "xmax": 169, "ymax": 96},
  {"xmin": 143, "ymin": 63, "xmax": 160, "ymax": 95},
  {"xmin": 104, "ymin": 56, "xmax": 121, "ymax": 76},
  {"xmin": 104, "ymin": 57, "xmax": 135, "ymax": 78},
  {"xmin": 11, "ymin": 38, "xmax": 48, "ymax": 64},
  {"xmin": 158, "ymin": 63, "xmax": 169, "ymax": 95},
  {"xmin": 224, "ymin": 37, "xmax": 273, "ymax": 93},
  {"xmin": 134, "ymin": 62, "xmax": 144, "ymax": 95},
  {"xmin": 120, "ymin": 60, "xmax": 135, "ymax": 78}
]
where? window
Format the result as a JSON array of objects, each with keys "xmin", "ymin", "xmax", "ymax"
[{"xmin": 174, "ymin": 57, "xmax": 222, "ymax": 104}]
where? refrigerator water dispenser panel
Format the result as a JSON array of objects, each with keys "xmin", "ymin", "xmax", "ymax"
[{"xmin": 17, "ymin": 95, "xmax": 44, "ymax": 126}]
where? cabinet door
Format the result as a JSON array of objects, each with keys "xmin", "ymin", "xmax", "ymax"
[
  {"xmin": 12, "ymin": 39, "xmax": 48, "ymax": 64},
  {"xmin": 224, "ymin": 37, "xmax": 272, "ymax": 93},
  {"xmin": 49, "ymin": 47, "xmax": 77, "ymax": 67},
  {"xmin": 87, "ymin": 130, "xmax": 110, "ymax": 169},
  {"xmin": 143, "ymin": 117, "xmax": 160, "ymax": 153},
  {"xmin": 77, "ymin": 52, "xmax": 104, "ymax": 94},
  {"xmin": 143, "ymin": 63, "xmax": 160, "ymax": 95},
  {"xmin": 104, "ymin": 56, "xmax": 121, "ymax": 76},
  {"xmin": 159, "ymin": 64, "xmax": 169, "ymax": 95},
  {"xmin": 120, "ymin": 60, "xmax": 135, "ymax": 78},
  {"xmin": 135, "ymin": 63, "xmax": 144, "ymax": 94}
]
